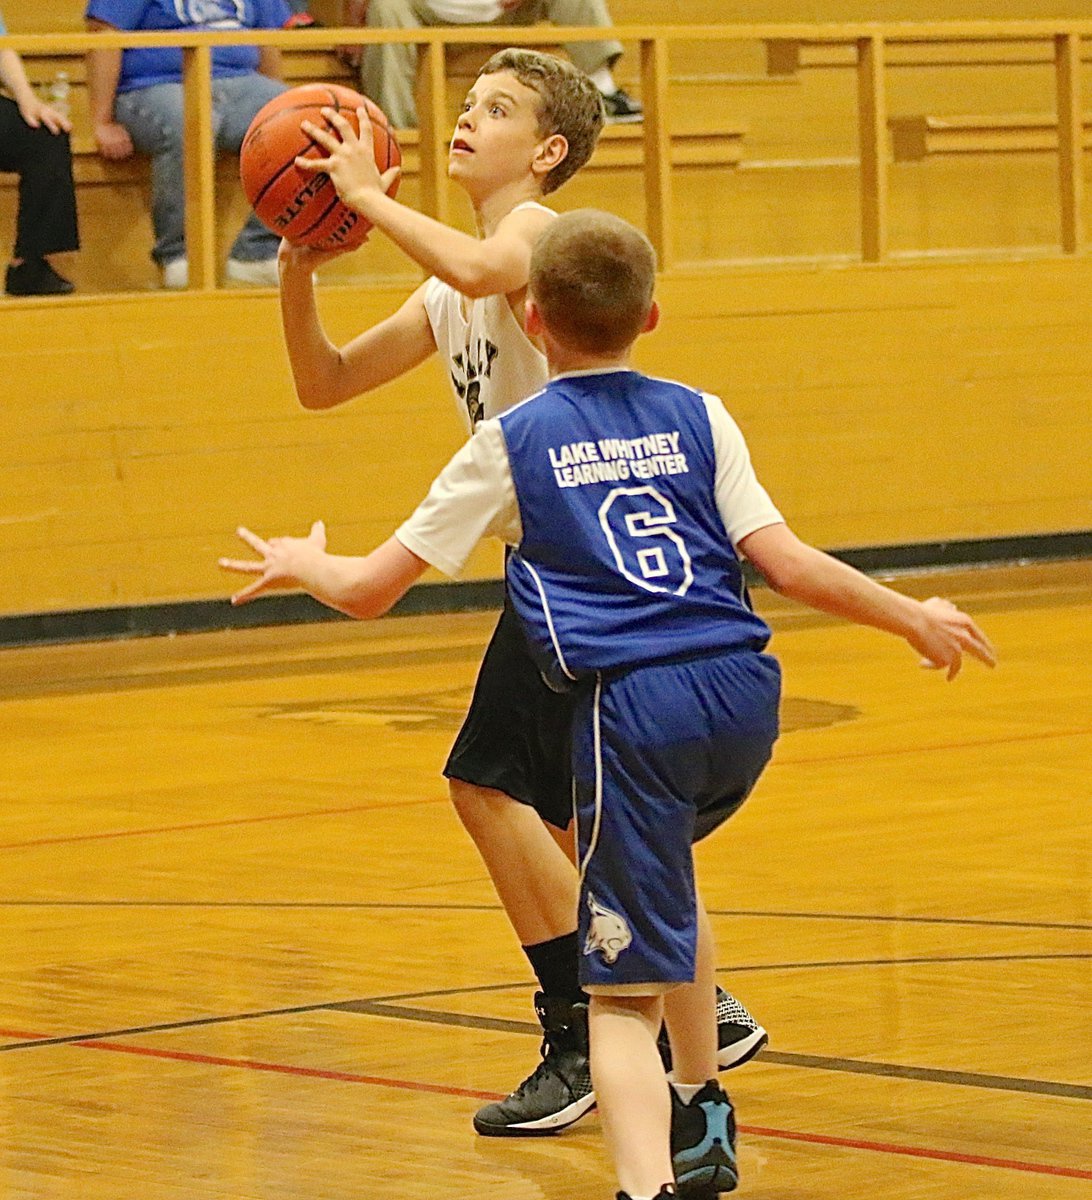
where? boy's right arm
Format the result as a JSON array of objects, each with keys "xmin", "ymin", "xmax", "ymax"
[
  {"xmin": 279, "ymin": 249, "xmax": 437, "ymax": 410},
  {"xmin": 739, "ymin": 523, "xmax": 996, "ymax": 679}
]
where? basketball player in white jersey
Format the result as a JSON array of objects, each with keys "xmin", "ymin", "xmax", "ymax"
[{"xmin": 276, "ymin": 50, "xmax": 768, "ymax": 1136}]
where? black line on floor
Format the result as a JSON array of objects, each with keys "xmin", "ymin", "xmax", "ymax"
[
  {"xmin": 0, "ymin": 900, "xmax": 1086, "ymax": 932},
  {"xmin": 319, "ymin": 1000, "xmax": 1092, "ymax": 1102}
]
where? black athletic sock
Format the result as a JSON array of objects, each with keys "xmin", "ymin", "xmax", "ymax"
[{"xmin": 523, "ymin": 931, "xmax": 589, "ymax": 1005}]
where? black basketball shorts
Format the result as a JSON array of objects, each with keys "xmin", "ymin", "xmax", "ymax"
[{"xmin": 444, "ymin": 603, "xmax": 575, "ymax": 830}]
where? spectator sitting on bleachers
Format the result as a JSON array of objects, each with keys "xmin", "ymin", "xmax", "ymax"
[
  {"xmin": 84, "ymin": 0, "xmax": 291, "ymax": 289},
  {"xmin": 0, "ymin": 7, "xmax": 80, "ymax": 296},
  {"xmin": 339, "ymin": 0, "xmax": 641, "ymax": 128}
]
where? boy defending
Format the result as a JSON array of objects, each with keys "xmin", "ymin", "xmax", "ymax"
[
  {"xmin": 280, "ymin": 49, "xmax": 767, "ymax": 1135},
  {"xmin": 222, "ymin": 209, "xmax": 996, "ymax": 1199}
]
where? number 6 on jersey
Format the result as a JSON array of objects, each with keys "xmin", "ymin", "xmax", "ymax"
[{"xmin": 598, "ymin": 486, "xmax": 694, "ymax": 595}]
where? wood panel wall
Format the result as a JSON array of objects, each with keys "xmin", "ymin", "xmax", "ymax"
[{"xmin": 0, "ymin": 258, "xmax": 1087, "ymax": 618}]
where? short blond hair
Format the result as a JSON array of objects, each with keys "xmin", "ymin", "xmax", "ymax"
[
  {"xmin": 478, "ymin": 49, "xmax": 604, "ymax": 194},
  {"xmin": 530, "ymin": 210, "xmax": 657, "ymax": 353}
]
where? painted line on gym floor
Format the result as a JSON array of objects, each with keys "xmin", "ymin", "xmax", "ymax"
[
  {"xmin": 0, "ymin": 795, "xmax": 444, "ymax": 852},
  {"xmin": 7, "ymin": 950, "xmax": 1086, "ymax": 1055},
  {"xmin": 0, "ymin": 1027, "xmax": 1087, "ymax": 1181},
  {"xmin": 737, "ymin": 1124, "xmax": 1092, "ymax": 1180},
  {"xmin": 775, "ymin": 724, "xmax": 1090, "ymax": 767},
  {"xmin": 3, "ymin": 719, "xmax": 1084, "ymax": 853},
  {"xmin": 323, "ymin": 999, "xmax": 1092, "ymax": 1102},
  {"xmin": 0, "ymin": 1029, "xmax": 496, "ymax": 1100},
  {"xmin": 0, "ymin": 899, "xmax": 1085, "ymax": 932}
]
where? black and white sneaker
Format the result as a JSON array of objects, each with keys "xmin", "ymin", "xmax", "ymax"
[
  {"xmin": 473, "ymin": 993, "xmax": 595, "ymax": 1136},
  {"xmin": 671, "ymin": 1079, "xmax": 739, "ymax": 1197},
  {"xmin": 602, "ymin": 88, "xmax": 644, "ymax": 123},
  {"xmin": 659, "ymin": 986, "xmax": 768, "ymax": 1074}
]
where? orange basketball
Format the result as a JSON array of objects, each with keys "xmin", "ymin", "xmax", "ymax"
[{"xmin": 240, "ymin": 83, "xmax": 401, "ymax": 252}]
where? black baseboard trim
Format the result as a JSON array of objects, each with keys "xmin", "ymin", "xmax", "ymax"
[{"xmin": 1, "ymin": 531, "xmax": 1087, "ymax": 649}]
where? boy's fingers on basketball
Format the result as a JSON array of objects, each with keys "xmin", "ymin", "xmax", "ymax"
[
  {"xmin": 380, "ymin": 165, "xmax": 401, "ymax": 191},
  {"xmin": 321, "ymin": 107, "xmax": 358, "ymax": 141},
  {"xmin": 236, "ymin": 525, "xmax": 271, "ymax": 554},
  {"xmin": 295, "ymin": 154, "xmax": 327, "ymax": 174},
  {"xmin": 301, "ymin": 119, "xmax": 340, "ymax": 152}
]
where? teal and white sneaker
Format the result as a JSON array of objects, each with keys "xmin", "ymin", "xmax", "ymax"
[{"xmin": 670, "ymin": 1079, "xmax": 739, "ymax": 1197}]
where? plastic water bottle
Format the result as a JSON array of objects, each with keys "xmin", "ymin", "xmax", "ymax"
[{"xmin": 48, "ymin": 71, "xmax": 71, "ymax": 120}]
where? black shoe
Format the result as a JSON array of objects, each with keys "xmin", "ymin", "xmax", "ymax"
[
  {"xmin": 473, "ymin": 992, "xmax": 595, "ymax": 1136},
  {"xmin": 671, "ymin": 1080, "xmax": 738, "ymax": 1197},
  {"xmin": 5, "ymin": 259, "xmax": 75, "ymax": 296},
  {"xmin": 602, "ymin": 89, "xmax": 643, "ymax": 123},
  {"xmin": 658, "ymin": 986, "xmax": 768, "ymax": 1074}
]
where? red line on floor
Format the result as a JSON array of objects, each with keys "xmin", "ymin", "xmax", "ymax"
[
  {"xmin": 776, "ymin": 726, "xmax": 1089, "ymax": 767},
  {"xmin": 5, "ymin": 1028, "xmax": 1088, "ymax": 1181},
  {"xmin": 738, "ymin": 1123, "xmax": 1092, "ymax": 1180},
  {"xmin": 0, "ymin": 796, "xmax": 443, "ymax": 851},
  {"xmin": 77, "ymin": 1039, "xmax": 499, "ymax": 1101}
]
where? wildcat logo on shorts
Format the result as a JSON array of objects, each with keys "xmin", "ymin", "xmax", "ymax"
[{"xmin": 584, "ymin": 893, "xmax": 633, "ymax": 964}]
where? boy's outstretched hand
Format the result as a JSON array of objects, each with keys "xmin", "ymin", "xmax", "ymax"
[
  {"xmin": 910, "ymin": 596, "xmax": 997, "ymax": 680},
  {"xmin": 219, "ymin": 521, "xmax": 327, "ymax": 606}
]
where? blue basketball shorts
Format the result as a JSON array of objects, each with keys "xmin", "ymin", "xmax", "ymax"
[{"xmin": 572, "ymin": 650, "xmax": 781, "ymax": 990}]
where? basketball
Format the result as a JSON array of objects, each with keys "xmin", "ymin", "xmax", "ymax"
[{"xmin": 240, "ymin": 83, "xmax": 401, "ymax": 252}]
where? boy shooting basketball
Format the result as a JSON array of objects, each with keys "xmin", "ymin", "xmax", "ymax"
[
  {"xmin": 223, "ymin": 209, "xmax": 996, "ymax": 1200},
  {"xmin": 278, "ymin": 48, "xmax": 767, "ymax": 1137}
]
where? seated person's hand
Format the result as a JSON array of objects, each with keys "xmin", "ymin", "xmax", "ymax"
[
  {"xmin": 94, "ymin": 120, "xmax": 134, "ymax": 160},
  {"xmin": 336, "ymin": 44, "xmax": 362, "ymax": 69},
  {"xmin": 17, "ymin": 96, "xmax": 73, "ymax": 135}
]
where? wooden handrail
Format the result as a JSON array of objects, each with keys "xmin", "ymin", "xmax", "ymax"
[{"xmin": 1, "ymin": 21, "xmax": 1088, "ymax": 276}]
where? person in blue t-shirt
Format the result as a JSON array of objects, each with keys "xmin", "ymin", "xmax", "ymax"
[
  {"xmin": 219, "ymin": 209, "xmax": 996, "ymax": 1200},
  {"xmin": 0, "ymin": 8, "xmax": 80, "ymax": 295},
  {"xmin": 84, "ymin": 0, "xmax": 291, "ymax": 288}
]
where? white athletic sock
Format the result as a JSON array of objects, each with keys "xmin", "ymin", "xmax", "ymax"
[
  {"xmin": 671, "ymin": 1081, "xmax": 704, "ymax": 1103},
  {"xmin": 590, "ymin": 65, "xmax": 617, "ymax": 94}
]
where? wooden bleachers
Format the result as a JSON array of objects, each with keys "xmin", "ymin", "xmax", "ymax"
[
  {"xmin": 0, "ymin": 40, "xmax": 746, "ymax": 290},
  {"xmin": 889, "ymin": 112, "xmax": 1092, "ymax": 160},
  {"xmin": 765, "ymin": 37, "xmax": 1092, "ymax": 76}
]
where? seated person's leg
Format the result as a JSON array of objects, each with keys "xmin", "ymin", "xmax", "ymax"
[
  {"xmin": 0, "ymin": 96, "xmax": 79, "ymax": 295},
  {"xmin": 114, "ymin": 83, "xmax": 187, "ymax": 272},
  {"xmin": 214, "ymin": 73, "xmax": 288, "ymax": 278},
  {"xmin": 360, "ymin": 0, "xmax": 427, "ymax": 129},
  {"xmin": 505, "ymin": 0, "xmax": 640, "ymax": 121}
]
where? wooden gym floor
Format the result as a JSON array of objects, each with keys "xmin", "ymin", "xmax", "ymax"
[{"xmin": 1, "ymin": 560, "xmax": 1088, "ymax": 1199}]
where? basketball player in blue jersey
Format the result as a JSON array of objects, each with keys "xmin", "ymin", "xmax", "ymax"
[
  {"xmin": 223, "ymin": 209, "xmax": 995, "ymax": 1200},
  {"xmin": 279, "ymin": 48, "xmax": 768, "ymax": 1135}
]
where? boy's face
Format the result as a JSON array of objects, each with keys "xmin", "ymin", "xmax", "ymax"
[{"xmin": 449, "ymin": 71, "xmax": 555, "ymax": 190}]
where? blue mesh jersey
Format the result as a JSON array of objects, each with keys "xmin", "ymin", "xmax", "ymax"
[{"xmin": 500, "ymin": 370, "xmax": 774, "ymax": 690}]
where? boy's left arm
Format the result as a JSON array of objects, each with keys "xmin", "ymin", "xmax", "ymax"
[
  {"xmin": 220, "ymin": 522, "xmax": 428, "ymax": 618},
  {"xmin": 298, "ymin": 106, "xmax": 551, "ymax": 296}
]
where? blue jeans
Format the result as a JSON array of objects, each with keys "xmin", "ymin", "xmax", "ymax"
[{"xmin": 115, "ymin": 73, "xmax": 287, "ymax": 266}]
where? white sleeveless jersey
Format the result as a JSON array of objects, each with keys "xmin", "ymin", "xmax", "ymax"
[{"xmin": 423, "ymin": 201, "xmax": 552, "ymax": 434}]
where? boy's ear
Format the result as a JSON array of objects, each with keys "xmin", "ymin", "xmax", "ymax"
[
  {"xmin": 643, "ymin": 300, "xmax": 660, "ymax": 334},
  {"xmin": 532, "ymin": 133, "xmax": 568, "ymax": 181},
  {"xmin": 524, "ymin": 297, "xmax": 544, "ymax": 336}
]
